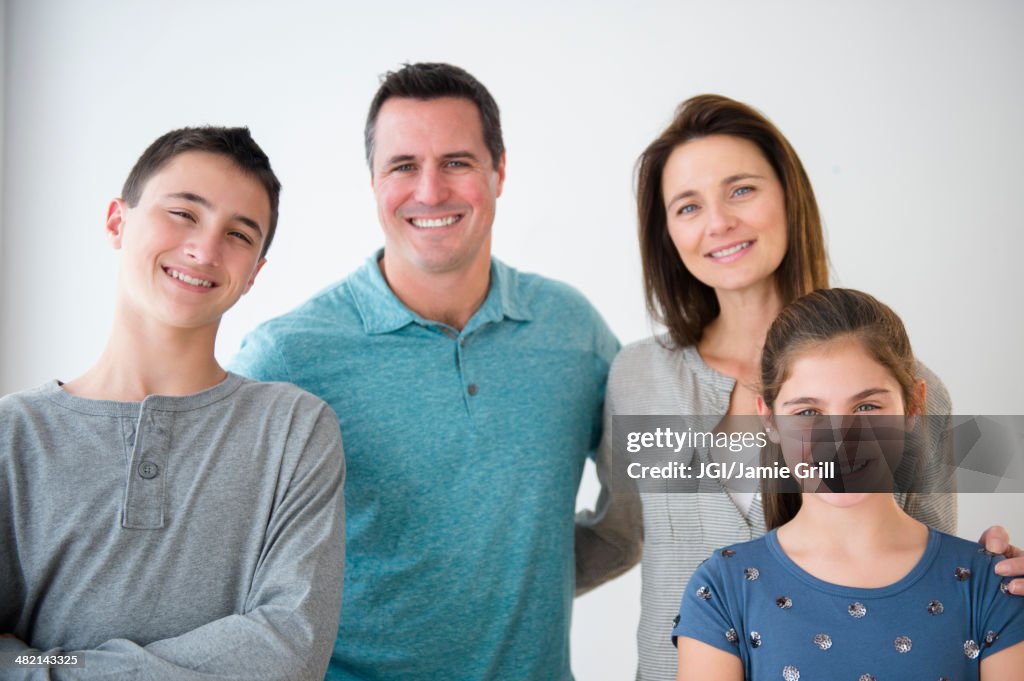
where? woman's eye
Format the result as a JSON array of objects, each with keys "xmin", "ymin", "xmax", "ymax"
[
  {"xmin": 678, "ymin": 203, "xmax": 698, "ymax": 216},
  {"xmin": 854, "ymin": 403, "xmax": 880, "ymax": 412},
  {"xmin": 733, "ymin": 186, "xmax": 754, "ymax": 197}
]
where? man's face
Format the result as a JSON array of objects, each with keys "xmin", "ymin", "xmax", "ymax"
[
  {"xmin": 371, "ymin": 96, "xmax": 505, "ymax": 280},
  {"xmin": 108, "ymin": 151, "xmax": 270, "ymax": 332}
]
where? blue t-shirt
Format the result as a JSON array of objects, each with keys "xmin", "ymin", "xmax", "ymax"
[
  {"xmin": 231, "ymin": 253, "xmax": 618, "ymax": 681},
  {"xmin": 673, "ymin": 528, "xmax": 1024, "ymax": 680}
]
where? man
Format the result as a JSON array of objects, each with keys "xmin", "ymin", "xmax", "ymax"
[
  {"xmin": 0, "ymin": 127, "xmax": 346, "ymax": 680},
  {"xmin": 232, "ymin": 63, "xmax": 624, "ymax": 680}
]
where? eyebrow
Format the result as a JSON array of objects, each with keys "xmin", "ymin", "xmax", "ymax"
[
  {"xmin": 780, "ymin": 388, "xmax": 892, "ymax": 408},
  {"xmin": 665, "ymin": 173, "xmax": 767, "ymax": 208},
  {"xmin": 165, "ymin": 192, "xmax": 264, "ymax": 237},
  {"xmin": 383, "ymin": 150, "xmax": 482, "ymax": 166}
]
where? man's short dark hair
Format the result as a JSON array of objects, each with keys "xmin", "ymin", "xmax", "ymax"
[
  {"xmin": 364, "ymin": 62, "xmax": 504, "ymax": 171},
  {"xmin": 122, "ymin": 126, "xmax": 281, "ymax": 258}
]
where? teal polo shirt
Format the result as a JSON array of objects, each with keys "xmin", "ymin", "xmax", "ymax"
[{"xmin": 231, "ymin": 253, "xmax": 619, "ymax": 680}]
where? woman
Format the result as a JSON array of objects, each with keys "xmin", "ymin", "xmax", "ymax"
[
  {"xmin": 574, "ymin": 95, "xmax": 956, "ymax": 680},
  {"xmin": 673, "ymin": 288, "xmax": 1024, "ymax": 680}
]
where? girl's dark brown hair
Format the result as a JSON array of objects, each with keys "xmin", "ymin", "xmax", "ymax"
[
  {"xmin": 759, "ymin": 288, "xmax": 923, "ymax": 529},
  {"xmin": 636, "ymin": 94, "xmax": 829, "ymax": 347}
]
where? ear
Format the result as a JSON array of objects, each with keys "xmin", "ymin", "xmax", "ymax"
[
  {"xmin": 905, "ymin": 378, "xmax": 927, "ymax": 432},
  {"xmin": 242, "ymin": 257, "xmax": 267, "ymax": 295},
  {"xmin": 757, "ymin": 395, "xmax": 781, "ymax": 443},
  {"xmin": 493, "ymin": 152, "xmax": 506, "ymax": 198},
  {"xmin": 106, "ymin": 199, "xmax": 128, "ymax": 249}
]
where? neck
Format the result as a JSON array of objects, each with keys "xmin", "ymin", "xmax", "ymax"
[
  {"xmin": 779, "ymin": 493, "xmax": 923, "ymax": 553},
  {"xmin": 700, "ymin": 281, "xmax": 783, "ymax": 363},
  {"xmin": 379, "ymin": 252, "xmax": 491, "ymax": 331},
  {"xmin": 63, "ymin": 307, "xmax": 225, "ymax": 401}
]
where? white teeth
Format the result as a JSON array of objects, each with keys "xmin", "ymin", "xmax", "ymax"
[
  {"xmin": 168, "ymin": 269, "xmax": 213, "ymax": 288},
  {"xmin": 710, "ymin": 241, "xmax": 752, "ymax": 258},
  {"xmin": 411, "ymin": 216, "xmax": 460, "ymax": 228}
]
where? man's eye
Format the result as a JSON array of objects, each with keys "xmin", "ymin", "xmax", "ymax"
[
  {"xmin": 394, "ymin": 164, "xmax": 416, "ymax": 172},
  {"xmin": 446, "ymin": 160, "xmax": 468, "ymax": 168}
]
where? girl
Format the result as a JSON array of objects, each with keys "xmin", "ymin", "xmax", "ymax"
[{"xmin": 672, "ymin": 288, "xmax": 1024, "ymax": 680}]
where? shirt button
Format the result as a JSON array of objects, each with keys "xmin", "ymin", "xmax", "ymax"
[
  {"xmin": 467, "ymin": 383, "xmax": 479, "ymax": 396},
  {"xmin": 138, "ymin": 461, "xmax": 160, "ymax": 479}
]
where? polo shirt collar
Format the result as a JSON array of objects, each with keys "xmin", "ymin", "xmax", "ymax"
[{"xmin": 349, "ymin": 250, "xmax": 533, "ymax": 336}]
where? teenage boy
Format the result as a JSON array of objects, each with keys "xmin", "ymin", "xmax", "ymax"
[{"xmin": 0, "ymin": 127, "xmax": 346, "ymax": 681}]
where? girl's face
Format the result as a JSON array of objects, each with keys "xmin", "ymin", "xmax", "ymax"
[
  {"xmin": 661, "ymin": 134, "xmax": 788, "ymax": 297},
  {"xmin": 758, "ymin": 338, "xmax": 920, "ymax": 505}
]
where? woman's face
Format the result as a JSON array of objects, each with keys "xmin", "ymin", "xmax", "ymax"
[
  {"xmin": 661, "ymin": 134, "xmax": 788, "ymax": 296},
  {"xmin": 759, "ymin": 338, "xmax": 912, "ymax": 503}
]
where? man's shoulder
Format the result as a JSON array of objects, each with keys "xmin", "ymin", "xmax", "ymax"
[
  {"xmin": 228, "ymin": 374, "xmax": 334, "ymax": 413},
  {"xmin": 0, "ymin": 382, "xmax": 60, "ymax": 420}
]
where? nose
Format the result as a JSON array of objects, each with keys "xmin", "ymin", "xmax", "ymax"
[
  {"xmin": 184, "ymin": 228, "xmax": 221, "ymax": 265},
  {"xmin": 413, "ymin": 165, "xmax": 450, "ymax": 205},
  {"xmin": 705, "ymin": 198, "xmax": 738, "ymax": 237}
]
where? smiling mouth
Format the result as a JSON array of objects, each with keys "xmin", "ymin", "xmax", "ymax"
[
  {"xmin": 708, "ymin": 241, "xmax": 753, "ymax": 259},
  {"xmin": 163, "ymin": 266, "xmax": 215, "ymax": 288},
  {"xmin": 408, "ymin": 215, "xmax": 462, "ymax": 229}
]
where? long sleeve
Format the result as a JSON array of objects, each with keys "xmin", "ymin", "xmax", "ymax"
[
  {"xmin": 1, "ymin": 401, "xmax": 345, "ymax": 681},
  {"xmin": 575, "ymin": 357, "xmax": 644, "ymax": 595}
]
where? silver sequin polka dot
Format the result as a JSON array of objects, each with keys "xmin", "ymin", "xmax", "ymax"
[
  {"xmin": 725, "ymin": 628, "xmax": 738, "ymax": 643},
  {"xmin": 894, "ymin": 635, "xmax": 912, "ymax": 653},
  {"xmin": 777, "ymin": 596, "xmax": 793, "ymax": 609},
  {"xmin": 985, "ymin": 630, "xmax": 999, "ymax": 646},
  {"xmin": 721, "ymin": 548, "xmax": 736, "ymax": 557},
  {"xmin": 858, "ymin": 675, "xmax": 876, "ymax": 681},
  {"xmin": 745, "ymin": 567, "xmax": 760, "ymax": 581},
  {"xmin": 964, "ymin": 640, "xmax": 980, "ymax": 659},
  {"xmin": 848, "ymin": 602, "xmax": 867, "ymax": 618},
  {"xmin": 954, "ymin": 566, "xmax": 972, "ymax": 581},
  {"xmin": 927, "ymin": 600, "xmax": 944, "ymax": 615},
  {"xmin": 750, "ymin": 631, "xmax": 762, "ymax": 648},
  {"xmin": 782, "ymin": 665, "xmax": 800, "ymax": 681},
  {"xmin": 813, "ymin": 633, "xmax": 832, "ymax": 650},
  {"xmin": 696, "ymin": 586, "xmax": 711, "ymax": 601}
]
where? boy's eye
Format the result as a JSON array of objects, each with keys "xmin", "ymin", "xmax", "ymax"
[
  {"xmin": 230, "ymin": 231, "xmax": 254, "ymax": 245},
  {"xmin": 795, "ymin": 408, "xmax": 819, "ymax": 417},
  {"xmin": 170, "ymin": 210, "xmax": 196, "ymax": 222}
]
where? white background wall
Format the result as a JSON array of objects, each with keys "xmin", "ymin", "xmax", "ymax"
[{"xmin": 2, "ymin": 1, "xmax": 1022, "ymax": 678}]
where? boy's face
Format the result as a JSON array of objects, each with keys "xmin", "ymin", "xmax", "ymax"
[{"xmin": 107, "ymin": 151, "xmax": 270, "ymax": 332}]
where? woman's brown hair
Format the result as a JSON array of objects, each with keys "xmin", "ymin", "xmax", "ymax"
[
  {"xmin": 636, "ymin": 94, "xmax": 829, "ymax": 347},
  {"xmin": 759, "ymin": 288, "xmax": 924, "ymax": 529}
]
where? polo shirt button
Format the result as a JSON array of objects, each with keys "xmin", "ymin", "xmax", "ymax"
[
  {"xmin": 467, "ymin": 383, "xmax": 479, "ymax": 396},
  {"xmin": 138, "ymin": 461, "xmax": 160, "ymax": 479}
]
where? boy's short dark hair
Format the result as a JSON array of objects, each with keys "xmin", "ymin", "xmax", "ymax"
[
  {"xmin": 122, "ymin": 126, "xmax": 281, "ymax": 257},
  {"xmin": 364, "ymin": 62, "xmax": 504, "ymax": 170}
]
